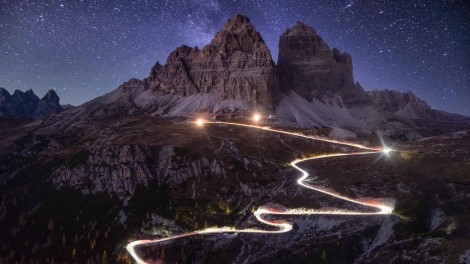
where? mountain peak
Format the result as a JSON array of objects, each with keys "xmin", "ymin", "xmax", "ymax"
[
  {"xmin": 0, "ymin": 87, "xmax": 11, "ymax": 97},
  {"xmin": 211, "ymin": 14, "xmax": 265, "ymax": 51},
  {"xmin": 42, "ymin": 89, "xmax": 60, "ymax": 103},
  {"xmin": 283, "ymin": 21, "xmax": 317, "ymax": 36},
  {"xmin": 222, "ymin": 13, "xmax": 252, "ymax": 32}
]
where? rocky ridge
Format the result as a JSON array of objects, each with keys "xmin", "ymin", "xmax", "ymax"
[
  {"xmin": 0, "ymin": 88, "xmax": 63, "ymax": 118},
  {"xmin": 366, "ymin": 89, "xmax": 464, "ymax": 120}
]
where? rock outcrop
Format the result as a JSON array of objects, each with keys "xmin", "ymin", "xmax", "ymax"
[
  {"xmin": 0, "ymin": 88, "xmax": 63, "ymax": 118},
  {"xmin": 53, "ymin": 145, "xmax": 227, "ymax": 198},
  {"xmin": 277, "ymin": 21, "xmax": 367, "ymax": 107}
]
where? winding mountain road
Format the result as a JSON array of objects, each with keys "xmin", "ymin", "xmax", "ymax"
[{"xmin": 127, "ymin": 121, "xmax": 394, "ymax": 264}]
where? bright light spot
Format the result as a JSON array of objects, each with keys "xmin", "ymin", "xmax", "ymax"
[
  {"xmin": 253, "ymin": 114, "xmax": 260, "ymax": 121},
  {"xmin": 383, "ymin": 148, "xmax": 391, "ymax": 154},
  {"xmin": 197, "ymin": 119, "xmax": 204, "ymax": 125}
]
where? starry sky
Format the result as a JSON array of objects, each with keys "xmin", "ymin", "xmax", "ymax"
[{"xmin": 1, "ymin": 0, "xmax": 469, "ymax": 115}]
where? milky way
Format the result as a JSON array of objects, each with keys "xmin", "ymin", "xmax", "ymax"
[{"xmin": 1, "ymin": 0, "xmax": 469, "ymax": 115}]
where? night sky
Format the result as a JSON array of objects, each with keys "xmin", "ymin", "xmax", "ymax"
[{"xmin": 1, "ymin": 0, "xmax": 469, "ymax": 115}]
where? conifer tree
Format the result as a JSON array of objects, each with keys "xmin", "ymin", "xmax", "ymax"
[
  {"xmin": 146, "ymin": 212, "xmax": 149, "ymax": 220},
  {"xmin": 252, "ymin": 205, "xmax": 255, "ymax": 213},
  {"xmin": 225, "ymin": 205, "xmax": 230, "ymax": 215},
  {"xmin": 194, "ymin": 222, "xmax": 198, "ymax": 230},
  {"xmin": 48, "ymin": 219, "xmax": 54, "ymax": 231},
  {"xmin": 204, "ymin": 221, "xmax": 208, "ymax": 229},
  {"xmin": 195, "ymin": 201, "xmax": 198, "ymax": 208},
  {"xmin": 322, "ymin": 251, "xmax": 327, "ymax": 261},
  {"xmin": 62, "ymin": 233, "xmax": 66, "ymax": 246}
]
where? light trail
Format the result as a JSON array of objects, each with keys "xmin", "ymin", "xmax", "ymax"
[{"xmin": 127, "ymin": 121, "xmax": 394, "ymax": 263}]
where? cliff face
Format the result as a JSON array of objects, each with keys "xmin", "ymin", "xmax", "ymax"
[
  {"xmin": 146, "ymin": 14, "xmax": 280, "ymax": 110},
  {"xmin": 277, "ymin": 21, "xmax": 368, "ymax": 107},
  {"xmin": 0, "ymin": 88, "xmax": 62, "ymax": 118}
]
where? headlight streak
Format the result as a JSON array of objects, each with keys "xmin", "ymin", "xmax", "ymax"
[{"xmin": 127, "ymin": 121, "xmax": 394, "ymax": 263}]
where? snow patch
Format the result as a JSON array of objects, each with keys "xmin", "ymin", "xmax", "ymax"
[
  {"xmin": 459, "ymin": 249, "xmax": 470, "ymax": 264},
  {"xmin": 431, "ymin": 208, "xmax": 446, "ymax": 229}
]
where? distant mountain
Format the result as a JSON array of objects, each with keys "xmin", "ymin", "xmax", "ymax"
[{"xmin": 0, "ymin": 88, "xmax": 63, "ymax": 118}]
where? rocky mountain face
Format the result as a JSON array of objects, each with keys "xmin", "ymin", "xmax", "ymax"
[
  {"xmin": 140, "ymin": 14, "xmax": 280, "ymax": 112},
  {"xmin": 278, "ymin": 21, "xmax": 368, "ymax": 108},
  {"xmin": 0, "ymin": 88, "xmax": 63, "ymax": 118}
]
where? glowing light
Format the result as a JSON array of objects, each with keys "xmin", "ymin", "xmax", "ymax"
[{"xmin": 126, "ymin": 121, "xmax": 394, "ymax": 263}]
